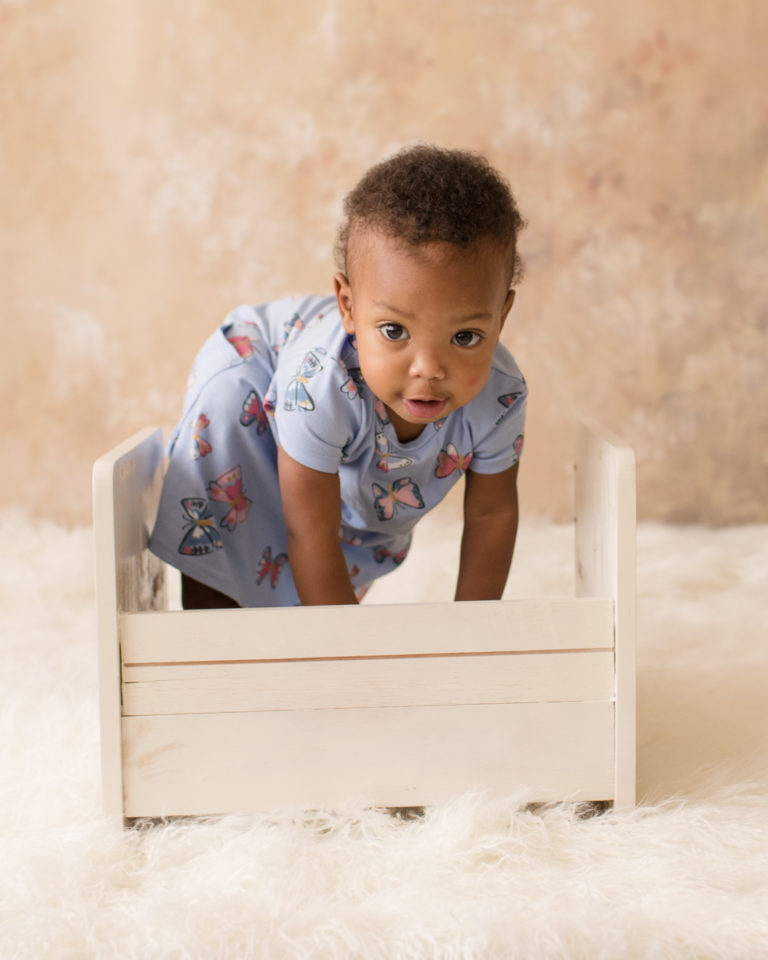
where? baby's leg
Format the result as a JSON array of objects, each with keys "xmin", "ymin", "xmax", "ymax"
[{"xmin": 181, "ymin": 573, "xmax": 240, "ymax": 609}]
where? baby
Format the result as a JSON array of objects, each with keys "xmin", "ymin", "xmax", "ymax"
[{"xmin": 149, "ymin": 144, "xmax": 527, "ymax": 608}]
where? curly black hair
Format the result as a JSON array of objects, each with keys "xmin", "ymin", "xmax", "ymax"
[{"xmin": 335, "ymin": 144, "xmax": 526, "ymax": 285}]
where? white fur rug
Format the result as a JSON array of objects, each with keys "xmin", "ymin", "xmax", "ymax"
[{"xmin": 1, "ymin": 509, "xmax": 767, "ymax": 959}]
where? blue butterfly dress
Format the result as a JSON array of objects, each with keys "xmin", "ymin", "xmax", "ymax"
[{"xmin": 149, "ymin": 296, "xmax": 527, "ymax": 607}]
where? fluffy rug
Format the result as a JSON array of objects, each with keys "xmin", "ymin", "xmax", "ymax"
[{"xmin": 1, "ymin": 509, "xmax": 767, "ymax": 959}]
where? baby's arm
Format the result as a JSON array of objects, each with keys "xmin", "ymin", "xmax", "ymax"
[
  {"xmin": 277, "ymin": 447, "xmax": 359, "ymax": 605},
  {"xmin": 454, "ymin": 463, "xmax": 520, "ymax": 601}
]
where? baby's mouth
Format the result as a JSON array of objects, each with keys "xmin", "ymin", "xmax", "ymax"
[{"xmin": 402, "ymin": 397, "xmax": 447, "ymax": 419}]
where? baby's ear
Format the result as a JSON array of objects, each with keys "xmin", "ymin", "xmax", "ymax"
[
  {"xmin": 500, "ymin": 289, "xmax": 516, "ymax": 329},
  {"xmin": 333, "ymin": 272, "xmax": 355, "ymax": 333}
]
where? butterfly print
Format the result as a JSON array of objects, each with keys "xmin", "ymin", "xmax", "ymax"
[
  {"xmin": 432, "ymin": 418, "xmax": 446, "ymax": 432},
  {"xmin": 513, "ymin": 434, "xmax": 524, "ymax": 458},
  {"xmin": 435, "ymin": 442, "xmax": 473, "ymax": 478},
  {"xmin": 225, "ymin": 319, "xmax": 262, "ymax": 359},
  {"xmin": 348, "ymin": 564, "xmax": 360, "ymax": 580},
  {"xmin": 178, "ymin": 498, "xmax": 223, "ymax": 556},
  {"xmin": 498, "ymin": 391, "xmax": 523, "ymax": 410},
  {"xmin": 256, "ymin": 545, "xmax": 288, "ymax": 588},
  {"xmin": 374, "ymin": 399, "xmax": 390, "ymax": 426},
  {"xmin": 282, "ymin": 311, "xmax": 305, "ymax": 346},
  {"xmin": 191, "ymin": 414, "xmax": 212, "ymax": 459},
  {"xmin": 372, "ymin": 478, "xmax": 425, "ymax": 521},
  {"xmin": 207, "ymin": 465, "xmax": 252, "ymax": 531},
  {"xmin": 373, "ymin": 546, "xmax": 407, "ymax": 565},
  {"xmin": 239, "ymin": 390, "xmax": 268, "ymax": 433},
  {"xmin": 374, "ymin": 432, "xmax": 414, "ymax": 473},
  {"xmin": 284, "ymin": 349, "xmax": 326, "ymax": 412},
  {"xmin": 340, "ymin": 365, "xmax": 365, "ymax": 400},
  {"xmin": 227, "ymin": 335, "xmax": 254, "ymax": 358}
]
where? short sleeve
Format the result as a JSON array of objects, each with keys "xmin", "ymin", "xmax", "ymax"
[
  {"xmin": 465, "ymin": 349, "xmax": 528, "ymax": 475},
  {"xmin": 270, "ymin": 330, "xmax": 364, "ymax": 474}
]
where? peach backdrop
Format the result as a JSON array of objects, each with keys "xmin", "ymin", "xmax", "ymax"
[{"xmin": 3, "ymin": 0, "xmax": 766, "ymax": 525}]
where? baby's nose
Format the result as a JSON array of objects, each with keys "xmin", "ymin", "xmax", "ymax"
[{"xmin": 409, "ymin": 345, "xmax": 446, "ymax": 380}]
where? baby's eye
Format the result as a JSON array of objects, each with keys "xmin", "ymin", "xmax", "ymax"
[
  {"xmin": 452, "ymin": 330, "xmax": 482, "ymax": 348},
  {"xmin": 380, "ymin": 323, "xmax": 409, "ymax": 342}
]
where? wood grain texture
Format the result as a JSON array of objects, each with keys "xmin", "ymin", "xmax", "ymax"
[
  {"xmin": 122, "ymin": 650, "xmax": 615, "ymax": 714},
  {"xmin": 122, "ymin": 701, "xmax": 616, "ymax": 816}
]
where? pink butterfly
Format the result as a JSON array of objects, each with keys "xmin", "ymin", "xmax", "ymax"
[
  {"xmin": 191, "ymin": 413, "xmax": 212, "ymax": 459},
  {"xmin": 239, "ymin": 390, "xmax": 268, "ymax": 433},
  {"xmin": 227, "ymin": 335, "xmax": 255, "ymax": 358},
  {"xmin": 207, "ymin": 465, "xmax": 252, "ymax": 531},
  {"xmin": 256, "ymin": 545, "xmax": 288, "ymax": 588},
  {"xmin": 374, "ymin": 399, "xmax": 390, "ymax": 425},
  {"xmin": 225, "ymin": 319, "xmax": 261, "ymax": 358},
  {"xmin": 513, "ymin": 434, "xmax": 524, "ymax": 458},
  {"xmin": 372, "ymin": 478, "xmax": 424, "ymax": 521},
  {"xmin": 435, "ymin": 442, "xmax": 473, "ymax": 478},
  {"xmin": 373, "ymin": 546, "xmax": 407, "ymax": 565},
  {"xmin": 375, "ymin": 433, "xmax": 414, "ymax": 473}
]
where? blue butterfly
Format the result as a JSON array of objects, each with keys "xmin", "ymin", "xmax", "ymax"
[
  {"xmin": 178, "ymin": 498, "xmax": 223, "ymax": 556},
  {"xmin": 284, "ymin": 350, "xmax": 326, "ymax": 412},
  {"xmin": 375, "ymin": 432, "xmax": 413, "ymax": 472}
]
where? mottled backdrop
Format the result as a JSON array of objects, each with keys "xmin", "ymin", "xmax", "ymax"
[{"xmin": 2, "ymin": 0, "xmax": 766, "ymax": 524}]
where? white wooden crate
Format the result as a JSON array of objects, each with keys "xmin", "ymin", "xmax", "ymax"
[{"xmin": 93, "ymin": 419, "xmax": 636, "ymax": 819}]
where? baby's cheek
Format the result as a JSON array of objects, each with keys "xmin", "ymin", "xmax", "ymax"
[{"xmin": 465, "ymin": 370, "xmax": 487, "ymax": 390}]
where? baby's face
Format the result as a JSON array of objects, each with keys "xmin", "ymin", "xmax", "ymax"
[{"xmin": 334, "ymin": 231, "xmax": 515, "ymax": 442}]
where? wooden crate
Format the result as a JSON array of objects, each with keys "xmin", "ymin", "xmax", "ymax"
[{"xmin": 93, "ymin": 419, "xmax": 635, "ymax": 819}]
